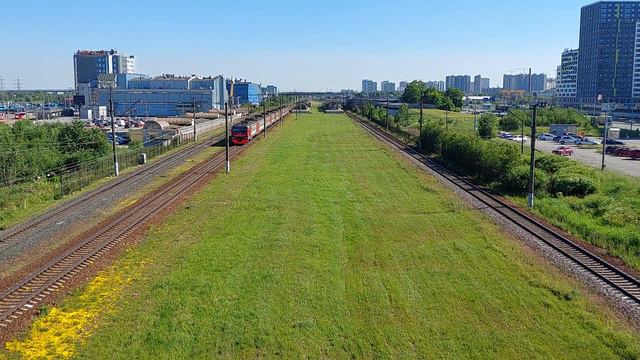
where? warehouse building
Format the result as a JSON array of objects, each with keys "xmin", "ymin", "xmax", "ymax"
[{"xmin": 96, "ymin": 74, "xmax": 228, "ymax": 117}]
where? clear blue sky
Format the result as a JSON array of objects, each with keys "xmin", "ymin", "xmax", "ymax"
[{"xmin": 1, "ymin": 0, "xmax": 590, "ymax": 91}]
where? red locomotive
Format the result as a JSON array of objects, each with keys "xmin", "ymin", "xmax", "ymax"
[{"xmin": 231, "ymin": 107, "xmax": 289, "ymax": 145}]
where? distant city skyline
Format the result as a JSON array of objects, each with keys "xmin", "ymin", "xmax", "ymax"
[{"xmin": 0, "ymin": 0, "xmax": 589, "ymax": 91}]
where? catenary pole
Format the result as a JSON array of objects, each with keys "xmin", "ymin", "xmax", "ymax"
[
  {"xmin": 109, "ymin": 85, "xmax": 119, "ymax": 176},
  {"xmin": 419, "ymin": 98, "xmax": 424, "ymax": 149},
  {"xmin": 602, "ymin": 100, "xmax": 609, "ymax": 171},
  {"xmin": 527, "ymin": 93, "xmax": 538, "ymax": 208},
  {"xmin": 192, "ymin": 100, "xmax": 197, "ymax": 142},
  {"xmin": 225, "ymin": 102, "xmax": 230, "ymax": 173}
]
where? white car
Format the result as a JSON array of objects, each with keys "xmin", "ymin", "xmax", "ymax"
[
  {"xmin": 575, "ymin": 137, "xmax": 601, "ymax": 145},
  {"xmin": 510, "ymin": 135, "xmax": 528, "ymax": 142},
  {"xmin": 538, "ymin": 133, "xmax": 555, "ymax": 141}
]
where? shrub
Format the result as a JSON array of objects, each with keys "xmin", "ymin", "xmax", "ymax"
[
  {"xmin": 501, "ymin": 165, "xmax": 549, "ymax": 195},
  {"xmin": 549, "ymin": 173, "xmax": 598, "ymax": 197},
  {"xmin": 499, "ymin": 114, "xmax": 520, "ymax": 131},
  {"xmin": 535, "ymin": 153, "xmax": 571, "ymax": 174},
  {"xmin": 478, "ymin": 113, "xmax": 498, "ymax": 139},
  {"xmin": 420, "ymin": 121, "xmax": 444, "ymax": 154},
  {"xmin": 478, "ymin": 140, "xmax": 519, "ymax": 182},
  {"xmin": 441, "ymin": 133, "xmax": 483, "ymax": 177}
]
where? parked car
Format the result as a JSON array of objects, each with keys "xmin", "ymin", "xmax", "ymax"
[
  {"xmin": 605, "ymin": 145, "xmax": 622, "ymax": 155},
  {"xmin": 552, "ymin": 146, "xmax": 574, "ymax": 156},
  {"xmin": 558, "ymin": 135, "xmax": 579, "ymax": 144},
  {"xmin": 628, "ymin": 149, "xmax": 640, "ymax": 160},
  {"xmin": 106, "ymin": 133, "xmax": 128, "ymax": 145},
  {"xmin": 574, "ymin": 137, "xmax": 601, "ymax": 145},
  {"xmin": 538, "ymin": 133, "xmax": 555, "ymax": 141},
  {"xmin": 510, "ymin": 135, "xmax": 528, "ymax": 142},
  {"xmin": 605, "ymin": 139, "xmax": 626, "ymax": 145},
  {"xmin": 498, "ymin": 132, "xmax": 513, "ymax": 139},
  {"xmin": 614, "ymin": 147, "xmax": 634, "ymax": 157}
]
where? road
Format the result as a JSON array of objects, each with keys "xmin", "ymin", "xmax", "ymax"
[{"xmin": 527, "ymin": 139, "xmax": 640, "ymax": 177}]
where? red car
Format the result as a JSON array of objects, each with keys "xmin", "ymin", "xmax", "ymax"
[
  {"xmin": 628, "ymin": 149, "xmax": 640, "ymax": 160},
  {"xmin": 552, "ymin": 146, "xmax": 574, "ymax": 156},
  {"xmin": 614, "ymin": 147, "xmax": 633, "ymax": 157}
]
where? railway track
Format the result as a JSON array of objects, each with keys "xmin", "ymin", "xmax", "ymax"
[
  {"xmin": 348, "ymin": 112, "xmax": 640, "ymax": 307},
  {"xmin": 0, "ymin": 118, "xmax": 246, "ymax": 259},
  {"xmin": 0, "ymin": 139, "xmax": 251, "ymax": 328}
]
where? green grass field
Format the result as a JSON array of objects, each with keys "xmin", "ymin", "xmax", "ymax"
[
  {"xmin": 5, "ymin": 110, "xmax": 640, "ymax": 359},
  {"xmin": 408, "ymin": 108, "xmax": 476, "ymax": 133}
]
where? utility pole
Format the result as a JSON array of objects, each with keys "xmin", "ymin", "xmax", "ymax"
[
  {"xmin": 521, "ymin": 113, "xmax": 525, "ymax": 154},
  {"xmin": 445, "ymin": 109, "xmax": 449, "ymax": 132},
  {"xmin": 192, "ymin": 100, "xmax": 197, "ymax": 142},
  {"xmin": 419, "ymin": 98, "xmax": 424, "ymax": 149},
  {"xmin": 527, "ymin": 93, "xmax": 538, "ymax": 208},
  {"xmin": 602, "ymin": 98, "xmax": 609, "ymax": 171},
  {"xmin": 0, "ymin": 75, "xmax": 4, "ymax": 91},
  {"xmin": 109, "ymin": 85, "xmax": 119, "ymax": 176},
  {"xmin": 263, "ymin": 98, "xmax": 267, "ymax": 138},
  {"xmin": 386, "ymin": 96, "xmax": 390, "ymax": 130},
  {"xmin": 225, "ymin": 102, "xmax": 230, "ymax": 173},
  {"xmin": 473, "ymin": 100, "xmax": 478, "ymax": 134},
  {"xmin": 15, "ymin": 77, "xmax": 22, "ymax": 91},
  {"xmin": 279, "ymin": 95, "xmax": 283, "ymax": 124}
]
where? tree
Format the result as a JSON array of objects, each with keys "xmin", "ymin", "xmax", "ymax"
[
  {"xmin": 423, "ymin": 88, "xmax": 445, "ymax": 109},
  {"xmin": 401, "ymin": 80, "xmax": 426, "ymax": 103},
  {"xmin": 478, "ymin": 113, "xmax": 498, "ymax": 139},
  {"xmin": 499, "ymin": 110, "xmax": 527, "ymax": 131},
  {"xmin": 394, "ymin": 104, "xmax": 411, "ymax": 127},
  {"xmin": 444, "ymin": 88, "xmax": 464, "ymax": 109}
]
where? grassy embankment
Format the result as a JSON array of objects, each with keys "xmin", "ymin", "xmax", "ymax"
[
  {"xmin": 3, "ymin": 110, "xmax": 640, "ymax": 359},
  {"xmin": 386, "ymin": 107, "xmax": 640, "ymax": 271}
]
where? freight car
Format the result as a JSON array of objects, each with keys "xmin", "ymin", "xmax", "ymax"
[{"xmin": 231, "ymin": 107, "xmax": 289, "ymax": 145}]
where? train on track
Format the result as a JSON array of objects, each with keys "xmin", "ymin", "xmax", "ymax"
[{"xmin": 231, "ymin": 106, "xmax": 290, "ymax": 145}]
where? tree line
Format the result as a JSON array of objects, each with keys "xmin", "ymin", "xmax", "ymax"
[
  {"xmin": 0, "ymin": 121, "xmax": 110, "ymax": 186},
  {"xmin": 400, "ymin": 80, "xmax": 465, "ymax": 111}
]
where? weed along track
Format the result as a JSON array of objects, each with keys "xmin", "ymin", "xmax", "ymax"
[
  {"xmin": 0, "ymin": 107, "xmax": 289, "ymax": 333},
  {"xmin": 347, "ymin": 112, "xmax": 640, "ymax": 313}
]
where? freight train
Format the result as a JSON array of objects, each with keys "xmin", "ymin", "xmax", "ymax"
[{"xmin": 231, "ymin": 106, "xmax": 290, "ymax": 145}]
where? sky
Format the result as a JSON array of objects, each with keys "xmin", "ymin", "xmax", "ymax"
[{"xmin": 1, "ymin": 0, "xmax": 591, "ymax": 91}]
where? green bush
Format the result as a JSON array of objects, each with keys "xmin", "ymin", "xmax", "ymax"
[
  {"xmin": 419, "ymin": 121, "xmax": 445, "ymax": 154},
  {"xmin": 535, "ymin": 153, "xmax": 571, "ymax": 174},
  {"xmin": 501, "ymin": 165, "xmax": 549, "ymax": 195},
  {"xmin": 478, "ymin": 140, "xmax": 520, "ymax": 182},
  {"xmin": 499, "ymin": 114, "xmax": 521, "ymax": 131},
  {"xmin": 549, "ymin": 173, "xmax": 598, "ymax": 197},
  {"xmin": 478, "ymin": 113, "xmax": 498, "ymax": 139}
]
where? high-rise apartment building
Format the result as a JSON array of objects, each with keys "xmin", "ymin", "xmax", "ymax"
[
  {"xmin": 578, "ymin": 1, "xmax": 640, "ymax": 102},
  {"xmin": 445, "ymin": 75, "xmax": 471, "ymax": 94},
  {"xmin": 556, "ymin": 48, "xmax": 579, "ymax": 104},
  {"xmin": 361, "ymin": 79, "xmax": 377, "ymax": 94},
  {"xmin": 503, "ymin": 73, "xmax": 546, "ymax": 92},
  {"xmin": 425, "ymin": 81, "xmax": 445, "ymax": 91},
  {"xmin": 380, "ymin": 81, "xmax": 396, "ymax": 93},
  {"xmin": 398, "ymin": 81, "xmax": 409, "ymax": 92}
]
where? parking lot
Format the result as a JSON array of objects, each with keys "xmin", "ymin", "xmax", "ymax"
[{"xmin": 532, "ymin": 139, "xmax": 640, "ymax": 177}]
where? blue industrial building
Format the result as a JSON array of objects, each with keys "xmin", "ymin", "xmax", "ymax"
[
  {"xmin": 97, "ymin": 75, "xmax": 228, "ymax": 117},
  {"xmin": 228, "ymin": 81, "xmax": 263, "ymax": 105}
]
